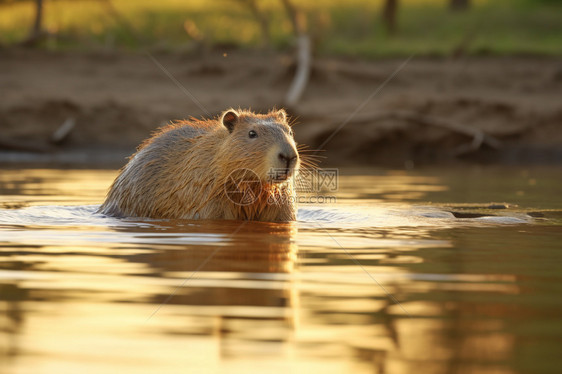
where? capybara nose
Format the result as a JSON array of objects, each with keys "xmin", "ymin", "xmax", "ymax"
[{"xmin": 278, "ymin": 152, "xmax": 297, "ymax": 167}]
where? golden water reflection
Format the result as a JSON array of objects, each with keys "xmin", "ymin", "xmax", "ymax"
[{"xmin": 1, "ymin": 168, "xmax": 561, "ymax": 373}]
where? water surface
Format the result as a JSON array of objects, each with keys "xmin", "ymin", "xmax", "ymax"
[{"xmin": 1, "ymin": 166, "xmax": 561, "ymax": 374}]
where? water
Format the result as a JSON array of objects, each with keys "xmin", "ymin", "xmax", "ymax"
[{"xmin": 1, "ymin": 166, "xmax": 561, "ymax": 374}]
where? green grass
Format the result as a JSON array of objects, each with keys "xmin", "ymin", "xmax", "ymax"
[{"xmin": 0, "ymin": 0, "xmax": 561, "ymax": 57}]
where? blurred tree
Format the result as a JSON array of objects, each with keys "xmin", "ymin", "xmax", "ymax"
[
  {"xmin": 382, "ymin": 0, "xmax": 398, "ymax": 36},
  {"xmin": 235, "ymin": 0, "xmax": 270, "ymax": 48},
  {"xmin": 450, "ymin": 0, "xmax": 471, "ymax": 12},
  {"xmin": 20, "ymin": 0, "xmax": 44, "ymax": 46},
  {"xmin": 280, "ymin": 0, "xmax": 305, "ymax": 36},
  {"xmin": 102, "ymin": 0, "xmax": 142, "ymax": 44},
  {"xmin": 30, "ymin": 0, "xmax": 43, "ymax": 36}
]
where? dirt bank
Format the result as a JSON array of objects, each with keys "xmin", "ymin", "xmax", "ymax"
[{"xmin": 1, "ymin": 49, "xmax": 561, "ymax": 167}]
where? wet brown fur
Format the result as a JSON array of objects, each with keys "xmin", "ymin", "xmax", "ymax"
[{"xmin": 98, "ymin": 108, "xmax": 300, "ymax": 221}]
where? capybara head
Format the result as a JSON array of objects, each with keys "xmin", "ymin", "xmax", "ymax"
[{"xmin": 219, "ymin": 108, "xmax": 299, "ymax": 183}]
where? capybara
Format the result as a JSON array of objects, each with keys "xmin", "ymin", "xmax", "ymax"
[{"xmin": 98, "ymin": 108, "xmax": 300, "ymax": 221}]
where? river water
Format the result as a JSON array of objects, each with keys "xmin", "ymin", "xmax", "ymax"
[{"xmin": 0, "ymin": 166, "xmax": 561, "ymax": 374}]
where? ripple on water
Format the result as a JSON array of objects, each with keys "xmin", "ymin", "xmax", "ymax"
[{"xmin": 0, "ymin": 203, "xmax": 533, "ymax": 232}]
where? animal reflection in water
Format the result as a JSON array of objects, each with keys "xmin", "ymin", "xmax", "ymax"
[{"xmin": 123, "ymin": 220, "xmax": 299, "ymax": 357}]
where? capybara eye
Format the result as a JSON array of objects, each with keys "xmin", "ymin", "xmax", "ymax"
[{"xmin": 248, "ymin": 130, "xmax": 258, "ymax": 138}]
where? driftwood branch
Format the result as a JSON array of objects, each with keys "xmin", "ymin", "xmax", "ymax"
[
  {"xmin": 51, "ymin": 117, "xmax": 76, "ymax": 145},
  {"xmin": 332, "ymin": 110, "xmax": 502, "ymax": 155},
  {"xmin": 0, "ymin": 117, "xmax": 76, "ymax": 152},
  {"xmin": 281, "ymin": 0, "xmax": 311, "ymax": 108},
  {"xmin": 285, "ymin": 35, "xmax": 311, "ymax": 107}
]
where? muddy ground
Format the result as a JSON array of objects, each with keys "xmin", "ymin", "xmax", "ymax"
[{"xmin": 1, "ymin": 49, "xmax": 561, "ymax": 167}]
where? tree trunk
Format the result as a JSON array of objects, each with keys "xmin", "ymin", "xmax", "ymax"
[
  {"xmin": 30, "ymin": 0, "xmax": 44, "ymax": 37},
  {"xmin": 19, "ymin": 0, "xmax": 45, "ymax": 46},
  {"xmin": 382, "ymin": 0, "xmax": 398, "ymax": 36},
  {"xmin": 280, "ymin": 0, "xmax": 303, "ymax": 36},
  {"xmin": 450, "ymin": 0, "xmax": 470, "ymax": 12}
]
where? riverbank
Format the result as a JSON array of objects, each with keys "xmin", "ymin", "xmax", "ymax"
[{"xmin": 2, "ymin": 50, "xmax": 561, "ymax": 167}]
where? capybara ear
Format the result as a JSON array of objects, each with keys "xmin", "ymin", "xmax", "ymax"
[
  {"xmin": 221, "ymin": 110, "xmax": 239, "ymax": 133},
  {"xmin": 276, "ymin": 109, "xmax": 287, "ymax": 122}
]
